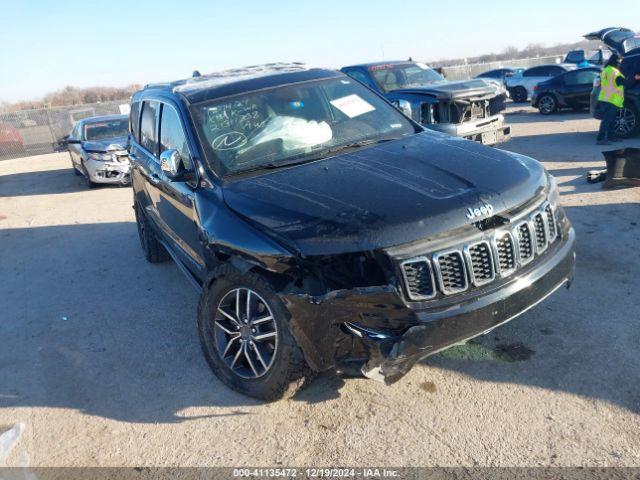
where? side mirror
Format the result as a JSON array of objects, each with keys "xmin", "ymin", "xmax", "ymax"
[
  {"xmin": 67, "ymin": 138, "xmax": 81, "ymax": 144},
  {"xmin": 393, "ymin": 99, "xmax": 413, "ymax": 119},
  {"xmin": 160, "ymin": 149, "xmax": 192, "ymax": 181}
]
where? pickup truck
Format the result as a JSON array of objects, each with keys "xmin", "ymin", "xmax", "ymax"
[{"xmin": 341, "ymin": 61, "xmax": 511, "ymax": 146}]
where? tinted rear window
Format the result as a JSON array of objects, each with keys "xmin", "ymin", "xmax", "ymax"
[
  {"xmin": 140, "ymin": 101, "xmax": 159, "ymax": 155},
  {"xmin": 130, "ymin": 102, "xmax": 141, "ymax": 141}
]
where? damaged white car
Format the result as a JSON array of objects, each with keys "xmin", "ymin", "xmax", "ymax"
[{"xmin": 66, "ymin": 114, "xmax": 131, "ymax": 188}]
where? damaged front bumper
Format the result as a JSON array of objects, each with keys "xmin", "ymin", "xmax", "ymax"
[
  {"xmin": 429, "ymin": 114, "xmax": 511, "ymax": 145},
  {"xmin": 85, "ymin": 157, "xmax": 132, "ymax": 184},
  {"xmin": 283, "ymin": 226, "xmax": 575, "ymax": 385}
]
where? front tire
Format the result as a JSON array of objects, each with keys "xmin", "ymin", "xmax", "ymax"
[
  {"xmin": 537, "ymin": 94, "xmax": 557, "ymax": 115},
  {"xmin": 81, "ymin": 161, "xmax": 96, "ymax": 188},
  {"xmin": 134, "ymin": 203, "xmax": 169, "ymax": 263},
  {"xmin": 197, "ymin": 267, "xmax": 313, "ymax": 401},
  {"xmin": 71, "ymin": 157, "xmax": 82, "ymax": 176}
]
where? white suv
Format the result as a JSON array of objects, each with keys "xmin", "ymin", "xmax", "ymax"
[{"xmin": 506, "ymin": 64, "xmax": 574, "ymax": 102}]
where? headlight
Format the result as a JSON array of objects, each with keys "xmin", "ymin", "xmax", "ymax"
[
  {"xmin": 547, "ymin": 172, "xmax": 560, "ymax": 207},
  {"xmin": 87, "ymin": 152, "xmax": 112, "ymax": 162}
]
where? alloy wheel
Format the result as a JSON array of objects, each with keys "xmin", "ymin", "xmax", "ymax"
[
  {"xmin": 213, "ymin": 288, "xmax": 278, "ymax": 379},
  {"xmin": 615, "ymin": 107, "xmax": 637, "ymax": 137},
  {"xmin": 539, "ymin": 96, "xmax": 555, "ymax": 114}
]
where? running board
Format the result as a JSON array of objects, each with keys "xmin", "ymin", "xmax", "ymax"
[{"xmin": 159, "ymin": 240, "xmax": 203, "ymax": 292}]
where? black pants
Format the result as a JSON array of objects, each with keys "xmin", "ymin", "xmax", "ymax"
[{"xmin": 597, "ymin": 101, "xmax": 621, "ymax": 141}]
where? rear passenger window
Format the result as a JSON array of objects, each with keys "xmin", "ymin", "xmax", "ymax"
[
  {"xmin": 140, "ymin": 100, "xmax": 159, "ymax": 155},
  {"xmin": 548, "ymin": 67, "xmax": 564, "ymax": 77},
  {"xmin": 160, "ymin": 104, "xmax": 192, "ymax": 170},
  {"xmin": 130, "ymin": 102, "xmax": 141, "ymax": 141},
  {"xmin": 564, "ymin": 70, "xmax": 599, "ymax": 86},
  {"xmin": 524, "ymin": 67, "xmax": 547, "ymax": 77}
]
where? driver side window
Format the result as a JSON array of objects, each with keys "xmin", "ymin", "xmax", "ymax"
[{"xmin": 159, "ymin": 104, "xmax": 192, "ymax": 171}]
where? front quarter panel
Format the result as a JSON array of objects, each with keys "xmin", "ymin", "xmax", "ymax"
[{"xmin": 196, "ymin": 187, "xmax": 296, "ymax": 275}]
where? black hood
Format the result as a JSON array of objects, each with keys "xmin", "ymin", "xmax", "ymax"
[
  {"xmin": 82, "ymin": 136, "xmax": 128, "ymax": 153},
  {"xmin": 222, "ymin": 132, "xmax": 546, "ymax": 256},
  {"xmin": 390, "ymin": 79, "xmax": 500, "ymax": 101}
]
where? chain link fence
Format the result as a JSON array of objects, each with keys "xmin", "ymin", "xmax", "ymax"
[
  {"xmin": 0, "ymin": 100, "xmax": 129, "ymax": 160},
  {"xmin": 440, "ymin": 55, "xmax": 564, "ymax": 81}
]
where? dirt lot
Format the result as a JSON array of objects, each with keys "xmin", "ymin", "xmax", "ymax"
[{"xmin": 1, "ymin": 105, "xmax": 639, "ymax": 467}]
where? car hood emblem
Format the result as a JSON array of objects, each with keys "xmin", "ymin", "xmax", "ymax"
[{"xmin": 466, "ymin": 203, "xmax": 494, "ymax": 220}]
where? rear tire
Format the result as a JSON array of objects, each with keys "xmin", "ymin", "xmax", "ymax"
[
  {"xmin": 537, "ymin": 94, "xmax": 557, "ymax": 115},
  {"xmin": 512, "ymin": 86, "xmax": 528, "ymax": 103},
  {"xmin": 134, "ymin": 203, "xmax": 170, "ymax": 263},
  {"xmin": 614, "ymin": 103, "xmax": 639, "ymax": 139},
  {"xmin": 197, "ymin": 267, "xmax": 314, "ymax": 401}
]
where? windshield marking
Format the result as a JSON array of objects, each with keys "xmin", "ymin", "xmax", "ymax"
[{"xmin": 212, "ymin": 131, "xmax": 248, "ymax": 150}]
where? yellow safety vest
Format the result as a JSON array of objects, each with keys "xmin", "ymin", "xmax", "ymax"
[{"xmin": 598, "ymin": 66, "xmax": 625, "ymax": 108}]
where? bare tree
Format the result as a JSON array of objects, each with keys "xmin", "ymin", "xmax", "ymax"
[{"xmin": 2, "ymin": 84, "xmax": 141, "ymax": 112}]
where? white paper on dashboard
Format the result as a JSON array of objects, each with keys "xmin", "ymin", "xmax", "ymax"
[{"xmin": 330, "ymin": 94, "xmax": 375, "ymax": 118}]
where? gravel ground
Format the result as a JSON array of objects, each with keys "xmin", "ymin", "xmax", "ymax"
[{"xmin": 1, "ymin": 105, "xmax": 639, "ymax": 467}]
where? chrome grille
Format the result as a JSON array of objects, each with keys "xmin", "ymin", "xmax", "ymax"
[
  {"xmin": 400, "ymin": 258, "xmax": 436, "ymax": 301},
  {"xmin": 434, "ymin": 250, "xmax": 468, "ymax": 294},
  {"xmin": 545, "ymin": 204, "xmax": 557, "ymax": 243},
  {"xmin": 397, "ymin": 202, "xmax": 561, "ymax": 300},
  {"xmin": 517, "ymin": 222, "xmax": 534, "ymax": 265},
  {"xmin": 532, "ymin": 212, "xmax": 548, "ymax": 253},
  {"xmin": 465, "ymin": 241, "xmax": 495, "ymax": 286},
  {"xmin": 494, "ymin": 231, "xmax": 517, "ymax": 276}
]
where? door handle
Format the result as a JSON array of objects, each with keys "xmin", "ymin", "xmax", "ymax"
[{"xmin": 149, "ymin": 173, "xmax": 161, "ymax": 185}]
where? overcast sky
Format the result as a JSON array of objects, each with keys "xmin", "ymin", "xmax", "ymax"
[{"xmin": 1, "ymin": 0, "xmax": 639, "ymax": 102}]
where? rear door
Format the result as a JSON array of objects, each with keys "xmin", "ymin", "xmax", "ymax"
[
  {"xmin": 561, "ymin": 69, "xmax": 600, "ymax": 108},
  {"xmin": 155, "ymin": 101, "xmax": 204, "ymax": 273}
]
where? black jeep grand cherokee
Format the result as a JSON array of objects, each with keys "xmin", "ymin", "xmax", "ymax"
[{"xmin": 129, "ymin": 63, "xmax": 576, "ymax": 400}]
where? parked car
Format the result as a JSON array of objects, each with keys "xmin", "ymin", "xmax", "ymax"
[
  {"xmin": 340, "ymin": 61, "xmax": 511, "ymax": 145},
  {"xmin": 129, "ymin": 63, "xmax": 576, "ymax": 400},
  {"xmin": 532, "ymin": 67, "xmax": 601, "ymax": 114},
  {"xmin": 66, "ymin": 115, "xmax": 131, "ymax": 187},
  {"xmin": 585, "ymin": 27, "xmax": 640, "ymax": 138},
  {"xmin": 0, "ymin": 123, "xmax": 25, "ymax": 157},
  {"xmin": 506, "ymin": 64, "xmax": 574, "ymax": 103},
  {"xmin": 475, "ymin": 68, "xmax": 524, "ymax": 85},
  {"xmin": 564, "ymin": 49, "xmax": 611, "ymax": 66}
]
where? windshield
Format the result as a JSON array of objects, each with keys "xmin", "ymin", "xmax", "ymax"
[
  {"xmin": 190, "ymin": 76, "xmax": 417, "ymax": 176},
  {"xmin": 83, "ymin": 120, "xmax": 128, "ymax": 141},
  {"xmin": 369, "ymin": 63, "xmax": 444, "ymax": 92}
]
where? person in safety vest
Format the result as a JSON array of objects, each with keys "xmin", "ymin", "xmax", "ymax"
[{"xmin": 596, "ymin": 54, "xmax": 625, "ymax": 145}]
